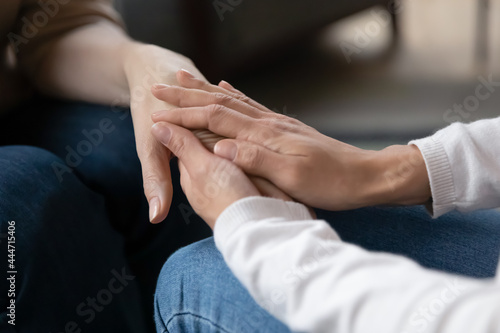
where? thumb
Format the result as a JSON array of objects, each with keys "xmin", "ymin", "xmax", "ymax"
[{"xmin": 140, "ymin": 140, "xmax": 173, "ymax": 224}]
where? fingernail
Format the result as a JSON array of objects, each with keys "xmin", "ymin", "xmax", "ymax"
[
  {"xmin": 152, "ymin": 123, "xmax": 171, "ymax": 145},
  {"xmin": 214, "ymin": 141, "xmax": 237, "ymax": 161},
  {"xmin": 153, "ymin": 84, "xmax": 171, "ymax": 90},
  {"xmin": 180, "ymin": 69, "xmax": 195, "ymax": 78},
  {"xmin": 149, "ymin": 197, "xmax": 160, "ymax": 223}
]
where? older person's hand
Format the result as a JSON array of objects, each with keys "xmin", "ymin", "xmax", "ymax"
[{"xmin": 151, "ymin": 71, "xmax": 431, "ymax": 211}]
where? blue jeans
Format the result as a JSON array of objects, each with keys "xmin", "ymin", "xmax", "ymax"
[
  {"xmin": 0, "ymin": 99, "xmax": 211, "ymax": 332},
  {"xmin": 154, "ymin": 207, "xmax": 500, "ymax": 332}
]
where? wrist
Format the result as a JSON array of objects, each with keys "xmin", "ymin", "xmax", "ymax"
[
  {"xmin": 122, "ymin": 43, "xmax": 198, "ymax": 88},
  {"xmin": 363, "ymin": 145, "xmax": 431, "ymax": 206},
  {"xmin": 121, "ymin": 43, "xmax": 201, "ymax": 111}
]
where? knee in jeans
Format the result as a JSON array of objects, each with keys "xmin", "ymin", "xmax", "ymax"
[
  {"xmin": 0, "ymin": 145, "xmax": 69, "ymax": 184},
  {"xmin": 156, "ymin": 238, "xmax": 218, "ymax": 285},
  {"xmin": 0, "ymin": 145, "xmax": 103, "ymax": 238},
  {"xmin": 155, "ymin": 238, "xmax": 219, "ymax": 310}
]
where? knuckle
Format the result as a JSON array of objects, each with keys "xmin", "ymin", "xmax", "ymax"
[
  {"xmin": 142, "ymin": 174, "xmax": 157, "ymax": 189},
  {"xmin": 168, "ymin": 135, "xmax": 187, "ymax": 157},
  {"xmin": 212, "ymin": 92, "xmax": 232, "ymax": 105},
  {"xmin": 237, "ymin": 145, "xmax": 262, "ymax": 170},
  {"xmin": 234, "ymin": 94, "xmax": 251, "ymax": 104},
  {"xmin": 207, "ymin": 103, "xmax": 224, "ymax": 115},
  {"xmin": 142, "ymin": 174, "xmax": 160, "ymax": 197},
  {"xmin": 206, "ymin": 104, "xmax": 227, "ymax": 125}
]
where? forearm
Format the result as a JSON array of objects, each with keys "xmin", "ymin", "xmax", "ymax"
[
  {"xmin": 363, "ymin": 144, "xmax": 431, "ymax": 207},
  {"xmin": 21, "ymin": 18, "xmax": 205, "ymax": 138},
  {"xmin": 334, "ymin": 144, "xmax": 431, "ymax": 210},
  {"xmin": 19, "ymin": 16, "xmax": 203, "ymax": 104},
  {"xmin": 20, "ymin": 20, "xmax": 131, "ymax": 105},
  {"xmin": 358, "ymin": 116, "xmax": 500, "ymax": 216},
  {"xmin": 214, "ymin": 197, "xmax": 499, "ymax": 333}
]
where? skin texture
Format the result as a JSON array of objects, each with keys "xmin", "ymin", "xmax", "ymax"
[{"xmin": 151, "ymin": 71, "xmax": 432, "ymax": 215}]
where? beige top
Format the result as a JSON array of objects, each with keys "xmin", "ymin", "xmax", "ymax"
[{"xmin": 0, "ymin": 0, "xmax": 122, "ymax": 113}]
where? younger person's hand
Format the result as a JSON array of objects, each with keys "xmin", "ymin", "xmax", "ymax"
[{"xmin": 151, "ymin": 121, "xmax": 261, "ymax": 228}]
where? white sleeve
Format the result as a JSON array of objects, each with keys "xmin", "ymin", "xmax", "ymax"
[
  {"xmin": 214, "ymin": 196, "xmax": 500, "ymax": 333},
  {"xmin": 409, "ymin": 117, "xmax": 500, "ymax": 217}
]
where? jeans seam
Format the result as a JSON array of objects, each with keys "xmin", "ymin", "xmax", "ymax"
[{"xmin": 165, "ymin": 312, "xmax": 231, "ymax": 333}]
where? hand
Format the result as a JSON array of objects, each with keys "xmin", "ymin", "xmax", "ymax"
[
  {"xmin": 151, "ymin": 121, "xmax": 260, "ymax": 228},
  {"xmin": 122, "ymin": 45, "xmax": 215, "ymax": 223},
  {"xmin": 151, "ymin": 72, "xmax": 431, "ymax": 210},
  {"xmin": 124, "ymin": 46, "xmax": 291, "ymax": 222}
]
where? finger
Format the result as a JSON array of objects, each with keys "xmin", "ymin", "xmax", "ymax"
[
  {"xmin": 177, "ymin": 69, "xmax": 271, "ymax": 113},
  {"xmin": 214, "ymin": 139, "xmax": 285, "ymax": 184},
  {"xmin": 218, "ymin": 80, "xmax": 244, "ymax": 95},
  {"xmin": 177, "ymin": 160, "xmax": 192, "ymax": 199},
  {"xmin": 177, "ymin": 69, "xmax": 230, "ymax": 94},
  {"xmin": 249, "ymin": 176, "xmax": 292, "ymax": 201},
  {"xmin": 151, "ymin": 121, "xmax": 212, "ymax": 171},
  {"xmin": 218, "ymin": 80, "xmax": 271, "ymax": 113},
  {"xmin": 151, "ymin": 84, "xmax": 262, "ymax": 118},
  {"xmin": 140, "ymin": 141, "xmax": 174, "ymax": 224},
  {"xmin": 152, "ymin": 105, "xmax": 276, "ymax": 143},
  {"xmin": 192, "ymin": 129, "xmax": 224, "ymax": 153}
]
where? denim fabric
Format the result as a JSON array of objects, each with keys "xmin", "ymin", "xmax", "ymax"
[
  {"xmin": 155, "ymin": 207, "xmax": 500, "ymax": 332},
  {"xmin": 0, "ymin": 99, "xmax": 212, "ymax": 332},
  {"xmin": 0, "ymin": 146, "xmax": 147, "ymax": 332},
  {"xmin": 155, "ymin": 238, "xmax": 291, "ymax": 333}
]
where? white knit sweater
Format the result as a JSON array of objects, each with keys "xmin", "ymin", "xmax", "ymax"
[{"xmin": 214, "ymin": 117, "xmax": 500, "ymax": 333}]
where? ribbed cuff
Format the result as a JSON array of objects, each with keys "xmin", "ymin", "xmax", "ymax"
[
  {"xmin": 214, "ymin": 197, "xmax": 313, "ymax": 247},
  {"xmin": 409, "ymin": 136, "xmax": 456, "ymax": 218}
]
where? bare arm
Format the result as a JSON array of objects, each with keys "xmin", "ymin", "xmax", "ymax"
[{"xmin": 14, "ymin": 0, "xmax": 204, "ymax": 222}]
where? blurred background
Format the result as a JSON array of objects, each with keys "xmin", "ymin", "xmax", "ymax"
[{"xmin": 116, "ymin": 0, "xmax": 500, "ymax": 149}]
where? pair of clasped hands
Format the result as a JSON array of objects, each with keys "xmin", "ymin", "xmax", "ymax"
[{"xmin": 149, "ymin": 70, "xmax": 431, "ymax": 228}]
